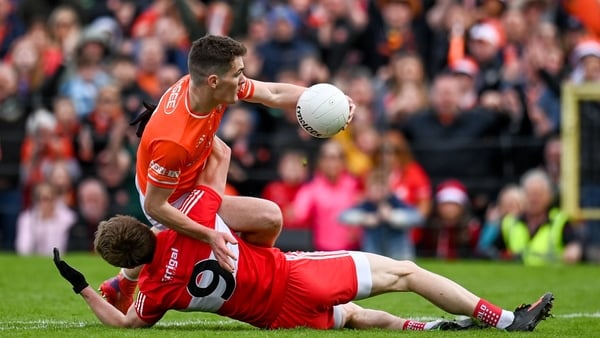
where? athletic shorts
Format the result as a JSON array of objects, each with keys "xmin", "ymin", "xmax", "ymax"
[{"xmin": 268, "ymin": 251, "xmax": 372, "ymax": 329}]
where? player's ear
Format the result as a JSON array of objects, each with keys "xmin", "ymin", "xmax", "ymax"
[{"xmin": 207, "ymin": 74, "xmax": 218, "ymax": 89}]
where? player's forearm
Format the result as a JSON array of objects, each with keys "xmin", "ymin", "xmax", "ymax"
[
  {"xmin": 80, "ymin": 287, "xmax": 150, "ymax": 328},
  {"xmin": 80, "ymin": 287, "xmax": 129, "ymax": 327},
  {"xmin": 259, "ymin": 82, "xmax": 306, "ymax": 110},
  {"xmin": 146, "ymin": 201, "xmax": 215, "ymax": 242}
]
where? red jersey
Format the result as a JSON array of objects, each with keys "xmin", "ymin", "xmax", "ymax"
[
  {"xmin": 136, "ymin": 75, "xmax": 255, "ymax": 202},
  {"xmin": 135, "ymin": 186, "xmax": 369, "ymax": 329},
  {"xmin": 135, "ymin": 186, "xmax": 289, "ymax": 327},
  {"xmin": 389, "ymin": 161, "xmax": 431, "ymax": 206}
]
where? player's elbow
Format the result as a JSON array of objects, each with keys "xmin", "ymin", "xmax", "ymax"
[{"xmin": 144, "ymin": 199, "xmax": 162, "ymax": 220}]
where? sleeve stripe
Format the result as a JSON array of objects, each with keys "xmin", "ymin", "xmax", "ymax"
[
  {"xmin": 239, "ymin": 79, "xmax": 255, "ymax": 99},
  {"xmin": 148, "ymin": 175, "xmax": 178, "ymax": 186}
]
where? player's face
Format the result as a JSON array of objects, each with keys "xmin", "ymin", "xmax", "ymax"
[{"xmin": 214, "ymin": 56, "xmax": 246, "ymax": 104}]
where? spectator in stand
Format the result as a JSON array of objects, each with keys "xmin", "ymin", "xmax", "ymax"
[
  {"xmin": 426, "ymin": 1, "xmax": 475, "ymax": 78},
  {"xmin": 449, "ymin": 57, "xmax": 480, "ymax": 110},
  {"xmin": 52, "ymin": 96, "xmax": 80, "ymax": 149},
  {"xmin": 419, "ymin": 179, "xmax": 481, "ymax": 260},
  {"xmin": 401, "ymin": 73, "xmax": 510, "ymax": 202},
  {"xmin": 298, "ymin": 53, "xmax": 330, "ymax": 86},
  {"xmin": 542, "ymin": 133, "xmax": 561, "ymax": 189},
  {"xmin": 108, "ymin": 54, "xmax": 152, "ymax": 119},
  {"xmin": 239, "ymin": 38, "xmax": 264, "ymax": 81},
  {"xmin": 476, "ymin": 0, "xmax": 507, "ymax": 22},
  {"xmin": 59, "ymin": 29, "xmax": 113, "ymax": 119},
  {"xmin": 5, "ymin": 37, "xmax": 48, "ymax": 111},
  {"xmin": 293, "ymin": 139, "xmax": 362, "ymax": 251},
  {"xmin": 130, "ymin": 0, "xmax": 180, "ymax": 40},
  {"xmin": 340, "ymin": 168, "xmax": 423, "ymax": 260},
  {"xmin": 501, "ymin": 7, "xmax": 528, "ymax": 62},
  {"xmin": 376, "ymin": 130, "xmax": 431, "ymax": 252},
  {"xmin": 569, "ymin": 37, "xmax": 600, "ymax": 84},
  {"xmin": 262, "ymin": 149, "xmax": 309, "ymax": 230},
  {"xmin": 477, "ymin": 183, "xmax": 527, "ymax": 260},
  {"xmin": 46, "ymin": 159, "xmax": 79, "ymax": 208},
  {"xmin": 134, "ymin": 37, "xmax": 167, "ymax": 100},
  {"xmin": 375, "ymin": 52, "xmax": 429, "ymax": 128},
  {"xmin": 256, "ymin": 5, "xmax": 317, "ymax": 81},
  {"xmin": 68, "ymin": 177, "xmax": 113, "ymax": 252},
  {"xmin": 0, "ymin": 62, "xmax": 27, "ymax": 251},
  {"xmin": 46, "ymin": 5, "xmax": 82, "ymax": 60},
  {"xmin": 494, "ymin": 169, "xmax": 584, "ymax": 265},
  {"xmin": 153, "ymin": 15, "xmax": 189, "ymax": 73},
  {"xmin": 520, "ymin": 23, "xmax": 567, "ymax": 138},
  {"xmin": 358, "ymin": 0, "xmax": 426, "ymax": 76},
  {"xmin": 305, "ymin": 0, "xmax": 367, "ymax": 75},
  {"xmin": 0, "ymin": 0, "xmax": 25, "ymax": 58},
  {"xmin": 333, "ymin": 68, "xmax": 380, "ymax": 177},
  {"xmin": 156, "ymin": 64, "xmax": 183, "ymax": 98},
  {"xmin": 96, "ymin": 146, "xmax": 142, "ymax": 219},
  {"xmin": 20, "ymin": 109, "xmax": 79, "ymax": 208},
  {"xmin": 15, "ymin": 181, "xmax": 76, "ymax": 256},
  {"xmin": 218, "ymin": 104, "xmax": 270, "ymax": 196},
  {"xmin": 78, "ymin": 84, "xmax": 128, "ymax": 177}
]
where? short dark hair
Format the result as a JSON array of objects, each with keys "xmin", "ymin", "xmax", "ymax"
[
  {"xmin": 187, "ymin": 35, "xmax": 247, "ymax": 84},
  {"xmin": 94, "ymin": 215, "xmax": 156, "ymax": 268}
]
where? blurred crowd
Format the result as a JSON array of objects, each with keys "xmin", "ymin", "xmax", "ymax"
[{"xmin": 0, "ymin": 0, "xmax": 599, "ymax": 265}]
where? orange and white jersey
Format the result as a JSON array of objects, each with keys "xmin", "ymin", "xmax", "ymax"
[{"xmin": 136, "ymin": 75, "xmax": 255, "ymax": 202}]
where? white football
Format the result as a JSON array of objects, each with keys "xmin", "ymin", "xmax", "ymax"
[{"xmin": 296, "ymin": 83, "xmax": 350, "ymax": 138}]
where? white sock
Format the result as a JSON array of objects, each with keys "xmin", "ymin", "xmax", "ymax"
[
  {"xmin": 424, "ymin": 320, "xmax": 443, "ymax": 330},
  {"xmin": 120, "ymin": 268, "xmax": 139, "ymax": 282},
  {"xmin": 496, "ymin": 310, "xmax": 515, "ymax": 329}
]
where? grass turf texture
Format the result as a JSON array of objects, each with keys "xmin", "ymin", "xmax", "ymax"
[{"xmin": 0, "ymin": 253, "xmax": 598, "ymax": 338}]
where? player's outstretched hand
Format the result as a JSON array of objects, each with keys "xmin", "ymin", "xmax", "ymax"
[
  {"xmin": 53, "ymin": 248, "xmax": 89, "ymax": 294},
  {"xmin": 208, "ymin": 232, "xmax": 238, "ymax": 273}
]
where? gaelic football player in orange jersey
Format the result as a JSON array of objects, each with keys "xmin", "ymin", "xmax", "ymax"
[{"xmin": 99, "ymin": 35, "xmax": 355, "ymax": 314}]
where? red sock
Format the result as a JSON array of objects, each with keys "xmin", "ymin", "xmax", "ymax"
[
  {"xmin": 402, "ymin": 320, "xmax": 426, "ymax": 330},
  {"xmin": 473, "ymin": 299, "xmax": 503, "ymax": 327}
]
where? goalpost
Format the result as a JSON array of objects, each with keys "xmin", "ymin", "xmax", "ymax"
[{"xmin": 561, "ymin": 82, "xmax": 600, "ymax": 220}]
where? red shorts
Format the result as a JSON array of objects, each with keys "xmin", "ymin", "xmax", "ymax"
[{"xmin": 268, "ymin": 251, "xmax": 372, "ymax": 329}]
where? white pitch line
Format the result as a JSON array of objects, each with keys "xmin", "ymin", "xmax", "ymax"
[
  {"xmin": 0, "ymin": 318, "xmax": 241, "ymax": 330},
  {"xmin": 2, "ymin": 313, "xmax": 600, "ymax": 330}
]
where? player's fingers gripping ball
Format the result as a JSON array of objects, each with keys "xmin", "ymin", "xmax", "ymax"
[{"xmin": 296, "ymin": 83, "xmax": 350, "ymax": 138}]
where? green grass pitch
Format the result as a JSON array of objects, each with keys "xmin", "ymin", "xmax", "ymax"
[{"xmin": 1, "ymin": 253, "xmax": 598, "ymax": 337}]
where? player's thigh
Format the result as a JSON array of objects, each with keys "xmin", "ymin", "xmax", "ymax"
[
  {"xmin": 366, "ymin": 252, "xmax": 419, "ymax": 295},
  {"xmin": 219, "ymin": 195, "xmax": 282, "ymax": 232}
]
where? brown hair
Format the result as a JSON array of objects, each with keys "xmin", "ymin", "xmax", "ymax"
[
  {"xmin": 94, "ymin": 215, "xmax": 156, "ymax": 268},
  {"xmin": 187, "ymin": 35, "xmax": 247, "ymax": 84}
]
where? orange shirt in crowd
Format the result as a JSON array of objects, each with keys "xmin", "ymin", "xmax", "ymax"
[{"xmin": 563, "ymin": 0, "xmax": 600, "ymax": 39}]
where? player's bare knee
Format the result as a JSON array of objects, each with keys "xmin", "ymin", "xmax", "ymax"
[{"xmin": 397, "ymin": 260, "xmax": 420, "ymax": 274}]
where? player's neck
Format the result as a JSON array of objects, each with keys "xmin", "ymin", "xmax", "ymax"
[{"xmin": 188, "ymin": 86, "xmax": 219, "ymax": 115}]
